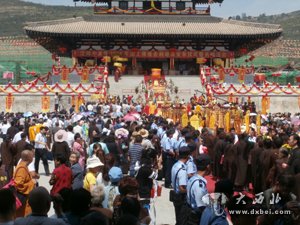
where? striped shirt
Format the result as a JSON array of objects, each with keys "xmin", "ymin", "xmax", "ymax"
[{"xmin": 129, "ymin": 143, "xmax": 143, "ymax": 171}]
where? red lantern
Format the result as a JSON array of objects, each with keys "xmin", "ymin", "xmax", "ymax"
[
  {"xmin": 240, "ymin": 48, "xmax": 248, "ymax": 54},
  {"xmin": 205, "ymin": 67, "xmax": 211, "ymax": 76},
  {"xmin": 249, "ymin": 55, "xmax": 255, "ymax": 61},
  {"xmin": 58, "ymin": 47, "xmax": 67, "ymax": 54},
  {"xmin": 272, "ymin": 73, "xmax": 281, "ymax": 77}
]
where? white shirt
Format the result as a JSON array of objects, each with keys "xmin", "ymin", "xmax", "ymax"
[
  {"xmin": 18, "ymin": 158, "xmax": 35, "ymax": 172},
  {"xmin": 234, "ymin": 134, "xmax": 239, "ymax": 144},
  {"xmin": 34, "ymin": 133, "xmax": 47, "ymax": 149},
  {"xmin": 67, "ymin": 131, "xmax": 75, "ymax": 148},
  {"xmin": 1, "ymin": 123, "xmax": 10, "ymax": 135},
  {"xmin": 19, "ymin": 118, "xmax": 25, "ymax": 126},
  {"xmin": 12, "ymin": 131, "xmax": 29, "ymax": 144},
  {"xmin": 73, "ymin": 125, "xmax": 82, "ymax": 136},
  {"xmin": 103, "ymin": 105, "xmax": 110, "ymax": 114}
]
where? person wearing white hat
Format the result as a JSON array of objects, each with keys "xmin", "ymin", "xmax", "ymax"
[
  {"xmin": 84, "ymin": 157, "xmax": 104, "ymax": 192},
  {"xmin": 52, "ymin": 129, "xmax": 70, "ymax": 161}
]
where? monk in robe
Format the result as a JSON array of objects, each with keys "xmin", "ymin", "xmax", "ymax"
[
  {"xmin": 234, "ymin": 134, "xmax": 250, "ymax": 189},
  {"xmin": 223, "ymin": 134, "xmax": 237, "ymax": 182},
  {"xmin": 250, "ymin": 137, "xmax": 264, "ymax": 193},
  {"xmin": 259, "ymin": 138, "xmax": 277, "ymax": 191},
  {"xmin": 212, "ymin": 130, "xmax": 227, "ymax": 179},
  {"xmin": 0, "ymin": 137, "xmax": 16, "ymax": 181},
  {"xmin": 15, "ymin": 150, "xmax": 35, "ymax": 218},
  {"xmin": 201, "ymin": 128, "xmax": 217, "ymax": 161}
]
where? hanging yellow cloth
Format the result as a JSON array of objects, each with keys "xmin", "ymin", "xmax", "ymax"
[
  {"xmin": 234, "ymin": 110, "xmax": 242, "ymax": 134},
  {"xmin": 224, "ymin": 111, "xmax": 230, "ymax": 133},
  {"xmin": 245, "ymin": 110, "xmax": 250, "ymax": 133},
  {"xmin": 256, "ymin": 113, "xmax": 261, "ymax": 136},
  {"xmin": 181, "ymin": 113, "xmax": 189, "ymax": 127},
  {"xmin": 238, "ymin": 67, "xmax": 246, "ymax": 83},
  {"xmin": 218, "ymin": 110, "xmax": 225, "ymax": 129},
  {"xmin": 149, "ymin": 103, "xmax": 156, "ymax": 115},
  {"xmin": 261, "ymin": 96, "xmax": 268, "ymax": 115},
  {"xmin": 190, "ymin": 115, "xmax": 200, "ymax": 130},
  {"xmin": 209, "ymin": 111, "xmax": 216, "ymax": 130},
  {"xmin": 218, "ymin": 67, "xmax": 225, "ymax": 82}
]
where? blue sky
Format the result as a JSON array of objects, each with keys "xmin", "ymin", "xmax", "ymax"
[{"xmin": 22, "ymin": 0, "xmax": 300, "ymax": 18}]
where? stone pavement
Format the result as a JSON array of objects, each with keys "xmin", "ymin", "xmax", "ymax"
[{"xmin": 38, "ymin": 161, "xmax": 176, "ymax": 225}]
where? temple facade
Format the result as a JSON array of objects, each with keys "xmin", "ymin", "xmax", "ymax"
[{"xmin": 24, "ymin": 0, "xmax": 282, "ymax": 76}]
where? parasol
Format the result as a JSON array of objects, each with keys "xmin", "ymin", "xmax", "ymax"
[
  {"xmin": 23, "ymin": 111, "xmax": 33, "ymax": 118},
  {"xmin": 291, "ymin": 116, "xmax": 300, "ymax": 126},
  {"xmin": 80, "ymin": 111, "xmax": 94, "ymax": 117},
  {"xmin": 72, "ymin": 114, "xmax": 83, "ymax": 123},
  {"xmin": 115, "ymin": 128, "xmax": 129, "ymax": 138},
  {"xmin": 123, "ymin": 113, "xmax": 140, "ymax": 122}
]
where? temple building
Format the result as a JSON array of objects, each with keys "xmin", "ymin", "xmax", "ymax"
[{"xmin": 24, "ymin": 0, "xmax": 282, "ymax": 76}]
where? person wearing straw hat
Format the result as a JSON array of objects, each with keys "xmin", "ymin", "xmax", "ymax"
[
  {"xmin": 52, "ymin": 129, "xmax": 70, "ymax": 162},
  {"xmin": 84, "ymin": 157, "xmax": 104, "ymax": 193},
  {"xmin": 139, "ymin": 129, "xmax": 153, "ymax": 150}
]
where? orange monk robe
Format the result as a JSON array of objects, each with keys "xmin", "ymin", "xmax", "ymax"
[
  {"xmin": 14, "ymin": 161, "xmax": 35, "ymax": 217},
  {"xmin": 35, "ymin": 123, "xmax": 43, "ymax": 133},
  {"xmin": 28, "ymin": 125, "xmax": 37, "ymax": 142}
]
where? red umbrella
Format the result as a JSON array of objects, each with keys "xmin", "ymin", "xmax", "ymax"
[{"xmin": 123, "ymin": 113, "xmax": 138, "ymax": 122}]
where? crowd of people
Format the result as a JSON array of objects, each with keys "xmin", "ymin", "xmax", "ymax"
[{"xmin": 0, "ymin": 95, "xmax": 299, "ymax": 225}]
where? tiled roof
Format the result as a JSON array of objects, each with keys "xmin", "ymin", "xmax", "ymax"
[
  {"xmin": 24, "ymin": 15, "xmax": 282, "ymax": 38},
  {"xmin": 252, "ymin": 39, "xmax": 300, "ymax": 58},
  {"xmin": 79, "ymin": 0, "xmax": 223, "ymax": 3}
]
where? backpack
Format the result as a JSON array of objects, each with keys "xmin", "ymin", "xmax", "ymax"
[{"xmin": 107, "ymin": 186, "xmax": 118, "ymax": 211}]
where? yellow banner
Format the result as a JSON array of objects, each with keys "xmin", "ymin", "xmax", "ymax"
[
  {"xmin": 41, "ymin": 96, "xmax": 50, "ymax": 113},
  {"xmin": 61, "ymin": 66, "xmax": 69, "ymax": 83},
  {"xmin": 5, "ymin": 94, "xmax": 13, "ymax": 113},
  {"xmin": 81, "ymin": 67, "xmax": 89, "ymax": 83}
]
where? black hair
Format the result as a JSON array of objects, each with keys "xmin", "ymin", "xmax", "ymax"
[
  {"xmin": 277, "ymin": 174, "xmax": 295, "ymax": 187},
  {"xmin": 55, "ymin": 153, "xmax": 67, "ymax": 164},
  {"xmin": 117, "ymin": 214, "xmax": 139, "ymax": 225},
  {"xmin": 273, "ymin": 137, "xmax": 283, "ymax": 149},
  {"xmin": 215, "ymin": 179, "xmax": 234, "ymax": 198},
  {"xmin": 74, "ymin": 133, "xmax": 81, "ymax": 140},
  {"xmin": 263, "ymin": 138, "xmax": 273, "ymax": 149},
  {"xmin": 67, "ymin": 125, "xmax": 73, "ymax": 132},
  {"xmin": 134, "ymin": 135, "xmax": 143, "ymax": 144},
  {"xmin": 58, "ymin": 188, "xmax": 72, "ymax": 213},
  {"xmin": 0, "ymin": 189, "xmax": 15, "ymax": 217},
  {"xmin": 69, "ymin": 188, "xmax": 91, "ymax": 215},
  {"xmin": 120, "ymin": 197, "xmax": 141, "ymax": 218},
  {"xmin": 80, "ymin": 211, "xmax": 108, "ymax": 225},
  {"xmin": 20, "ymin": 132, "xmax": 26, "ymax": 139}
]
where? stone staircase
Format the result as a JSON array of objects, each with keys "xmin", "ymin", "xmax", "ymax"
[{"xmin": 107, "ymin": 75, "xmax": 204, "ymax": 101}]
